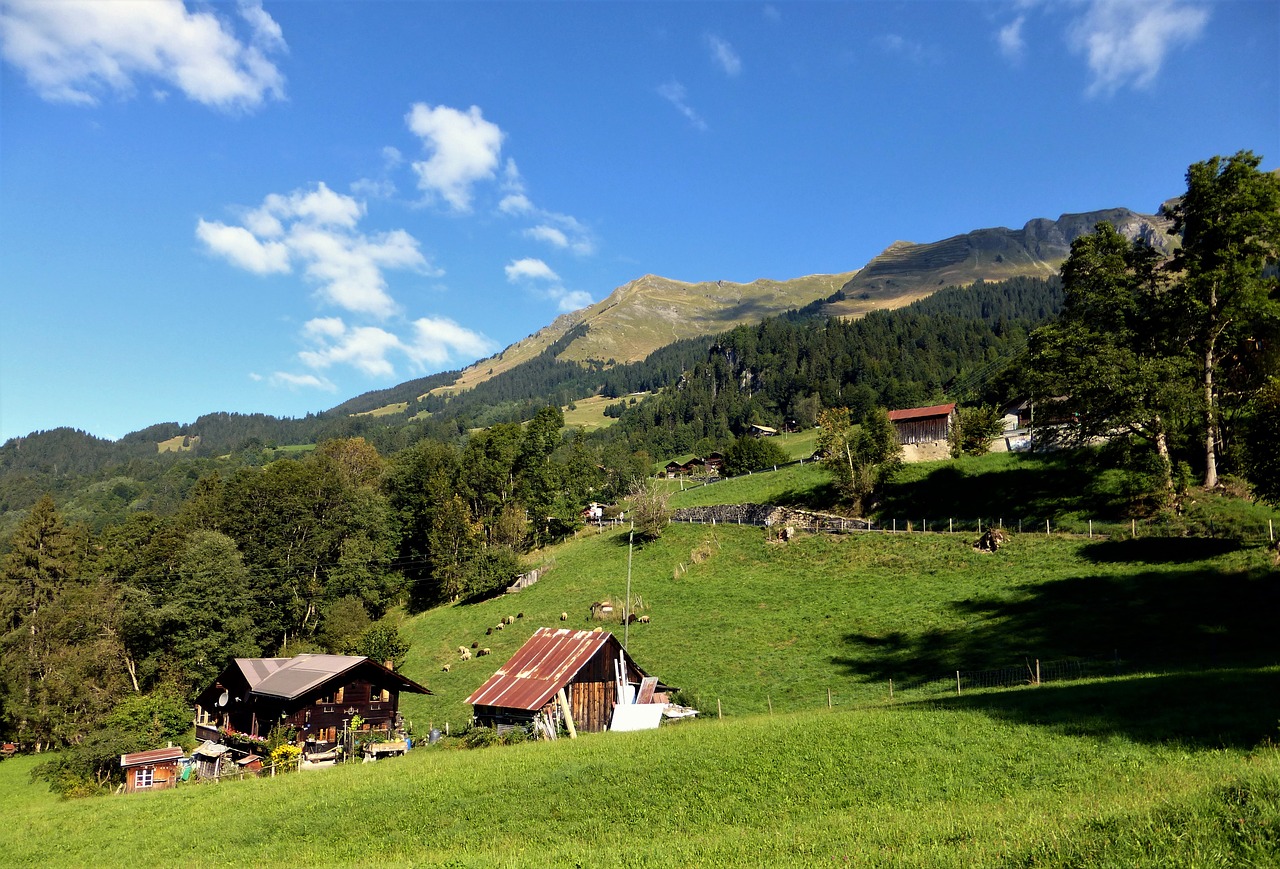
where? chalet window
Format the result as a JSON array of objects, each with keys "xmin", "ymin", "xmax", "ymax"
[
  {"xmin": 316, "ymin": 686, "xmax": 344, "ymax": 705},
  {"xmin": 134, "ymin": 767, "xmax": 153, "ymax": 789},
  {"xmin": 369, "ymin": 686, "xmax": 390, "ymax": 703}
]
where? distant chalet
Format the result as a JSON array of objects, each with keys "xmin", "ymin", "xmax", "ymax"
[
  {"xmin": 887, "ymin": 403, "xmax": 957, "ymax": 445},
  {"xmin": 195, "ymin": 654, "xmax": 430, "ymax": 749}
]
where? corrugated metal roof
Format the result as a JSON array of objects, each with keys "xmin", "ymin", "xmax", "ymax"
[
  {"xmin": 887, "ymin": 402, "xmax": 956, "ymax": 422},
  {"xmin": 121, "ymin": 746, "xmax": 184, "ymax": 767},
  {"xmin": 466, "ymin": 628, "xmax": 622, "ymax": 712}
]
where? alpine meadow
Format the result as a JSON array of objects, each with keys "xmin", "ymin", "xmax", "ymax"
[{"xmin": 2, "ymin": 2, "xmax": 1280, "ymax": 866}]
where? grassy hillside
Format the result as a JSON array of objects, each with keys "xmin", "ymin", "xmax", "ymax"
[{"xmin": 396, "ymin": 521, "xmax": 1278, "ymax": 727}]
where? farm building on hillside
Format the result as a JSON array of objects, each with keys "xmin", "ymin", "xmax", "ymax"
[
  {"xmin": 120, "ymin": 746, "xmax": 184, "ymax": 793},
  {"xmin": 193, "ymin": 655, "xmax": 430, "ymax": 751},
  {"xmin": 749, "ymin": 424, "xmax": 778, "ymax": 437},
  {"xmin": 466, "ymin": 628, "xmax": 673, "ymax": 734},
  {"xmin": 887, "ymin": 403, "xmax": 957, "ymax": 445}
]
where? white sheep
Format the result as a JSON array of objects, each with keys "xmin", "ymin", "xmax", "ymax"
[
  {"xmin": 459, "ymin": 648, "xmax": 472, "ymax": 661},
  {"xmin": 477, "ymin": 648, "xmax": 491, "ymax": 657},
  {"xmin": 560, "ymin": 612, "xmax": 568, "ymax": 621}
]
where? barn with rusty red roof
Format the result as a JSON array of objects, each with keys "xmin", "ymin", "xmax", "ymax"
[{"xmin": 466, "ymin": 628, "xmax": 673, "ymax": 734}]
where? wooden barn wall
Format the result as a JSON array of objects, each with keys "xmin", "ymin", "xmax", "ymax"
[{"xmin": 893, "ymin": 417, "xmax": 951, "ymax": 445}]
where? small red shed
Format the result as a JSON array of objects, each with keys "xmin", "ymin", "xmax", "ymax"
[{"xmin": 120, "ymin": 746, "xmax": 184, "ymax": 793}]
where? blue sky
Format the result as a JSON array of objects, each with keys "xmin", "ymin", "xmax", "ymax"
[{"xmin": 1, "ymin": 0, "xmax": 1276, "ymax": 443}]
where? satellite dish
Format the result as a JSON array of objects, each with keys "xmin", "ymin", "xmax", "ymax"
[{"xmin": 217, "ymin": 690, "xmax": 229, "ymax": 708}]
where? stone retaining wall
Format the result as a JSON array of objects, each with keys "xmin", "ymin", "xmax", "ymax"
[{"xmin": 672, "ymin": 504, "xmax": 872, "ymax": 533}]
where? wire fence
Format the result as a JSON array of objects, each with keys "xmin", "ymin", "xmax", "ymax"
[
  {"xmin": 957, "ymin": 654, "xmax": 1121, "ymax": 693},
  {"xmin": 671, "ymin": 507, "xmax": 1279, "ymax": 545}
]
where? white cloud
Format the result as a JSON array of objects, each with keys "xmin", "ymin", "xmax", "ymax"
[
  {"xmin": 0, "ymin": 0, "xmax": 285, "ymax": 110},
  {"xmin": 658, "ymin": 80, "xmax": 708, "ymax": 131},
  {"xmin": 499, "ymin": 159, "xmax": 596, "ymax": 253},
  {"xmin": 405, "ymin": 317, "xmax": 495, "ymax": 366},
  {"xmin": 295, "ymin": 316, "xmax": 493, "ymax": 379},
  {"xmin": 268, "ymin": 371, "xmax": 336, "ymax": 391},
  {"xmin": 998, "ymin": 15, "xmax": 1027, "ymax": 62},
  {"xmin": 406, "ymin": 102, "xmax": 505, "ymax": 212},
  {"xmin": 1068, "ymin": 0, "xmax": 1209, "ymax": 96},
  {"xmin": 505, "ymin": 258, "xmax": 560, "ymax": 283},
  {"xmin": 197, "ymin": 183, "xmax": 435, "ymax": 319},
  {"xmin": 503, "ymin": 258, "xmax": 593, "ymax": 311},
  {"xmin": 196, "ymin": 219, "xmax": 289, "ymax": 274},
  {"xmin": 554, "ymin": 289, "xmax": 593, "ymax": 312},
  {"xmin": 299, "ymin": 322, "xmax": 404, "ymax": 376},
  {"xmin": 707, "ymin": 34, "xmax": 742, "ymax": 76}
]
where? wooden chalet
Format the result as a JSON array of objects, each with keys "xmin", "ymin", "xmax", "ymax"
[
  {"xmin": 120, "ymin": 746, "xmax": 184, "ymax": 793},
  {"xmin": 466, "ymin": 628, "xmax": 672, "ymax": 734},
  {"xmin": 749, "ymin": 424, "xmax": 778, "ymax": 437},
  {"xmin": 194, "ymin": 655, "xmax": 431, "ymax": 751},
  {"xmin": 886, "ymin": 403, "xmax": 957, "ymax": 445}
]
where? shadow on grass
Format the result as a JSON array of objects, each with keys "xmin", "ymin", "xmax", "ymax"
[
  {"xmin": 1079, "ymin": 536, "xmax": 1243, "ymax": 564},
  {"xmin": 835, "ymin": 562, "xmax": 1279, "ymax": 702},
  {"xmin": 877, "ymin": 449, "xmax": 1132, "ymax": 521},
  {"xmin": 929, "ymin": 667, "xmax": 1280, "ymax": 748}
]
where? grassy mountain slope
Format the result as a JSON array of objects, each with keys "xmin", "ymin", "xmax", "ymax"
[
  {"xmin": 429, "ymin": 207, "xmax": 1172, "ymax": 403},
  {"xmin": 431, "ymin": 271, "xmax": 856, "ymax": 397},
  {"xmin": 824, "ymin": 207, "xmax": 1175, "ymax": 318}
]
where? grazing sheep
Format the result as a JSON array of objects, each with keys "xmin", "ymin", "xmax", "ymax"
[
  {"xmin": 471, "ymin": 641, "xmax": 479, "ymax": 649},
  {"xmin": 459, "ymin": 648, "xmax": 472, "ymax": 661},
  {"xmin": 517, "ymin": 612, "xmax": 524, "ymax": 619},
  {"xmin": 457, "ymin": 645, "xmax": 468, "ymax": 655},
  {"xmin": 638, "ymin": 615, "xmax": 650, "ymax": 624},
  {"xmin": 441, "ymin": 663, "xmax": 451, "ymax": 672},
  {"xmin": 495, "ymin": 622, "xmax": 504, "ymax": 631},
  {"xmin": 560, "ymin": 612, "xmax": 568, "ymax": 621},
  {"xmin": 477, "ymin": 648, "xmax": 491, "ymax": 657},
  {"xmin": 486, "ymin": 627, "xmax": 493, "ymax": 635},
  {"xmin": 504, "ymin": 615, "xmax": 515, "ymax": 625}
]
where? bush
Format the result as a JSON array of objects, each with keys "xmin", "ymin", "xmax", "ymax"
[
  {"xmin": 461, "ymin": 726, "xmax": 502, "ymax": 749},
  {"xmin": 720, "ymin": 434, "xmax": 789, "ymax": 477}
]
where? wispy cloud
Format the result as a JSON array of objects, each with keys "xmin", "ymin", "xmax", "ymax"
[
  {"xmin": 658, "ymin": 80, "xmax": 708, "ymax": 131},
  {"xmin": 0, "ymin": 0, "xmax": 286, "ymax": 110},
  {"xmin": 502, "ymin": 159, "xmax": 597, "ymax": 255},
  {"xmin": 405, "ymin": 102, "xmax": 505, "ymax": 212},
  {"xmin": 267, "ymin": 371, "xmax": 336, "ymax": 391},
  {"xmin": 504, "ymin": 257, "xmax": 592, "ymax": 312},
  {"xmin": 1068, "ymin": 0, "xmax": 1210, "ymax": 96},
  {"xmin": 997, "ymin": 15, "xmax": 1027, "ymax": 63},
  {"xmin": 197, "ymin": 182, "xmax": 435, "ymax": 319},
  {"xmin": 875, "ymin": 33, "xmax": 938, "ymax": 65},
  {"xmin": 707, "ymin": 34, "xmax": 742, "ymax": 76}
]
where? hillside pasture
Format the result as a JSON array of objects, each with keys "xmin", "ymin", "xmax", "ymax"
[
  {"xmin": 396, "ymin": 522, "xmax": 1279, "ymax": 730},
  {"xmin": 560, "ymin": 394, "xmax": 619, "ymax": 432}
]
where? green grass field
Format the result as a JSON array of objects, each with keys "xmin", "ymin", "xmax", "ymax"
[{"xmin": 4, "ymin": 694, "xmax": 1277, "ymax": 867}]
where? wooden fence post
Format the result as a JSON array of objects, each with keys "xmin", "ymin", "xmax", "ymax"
[
  {"xmin": 827, "ymin": 687, "xmax": 832, "ymax": 709},
  {"xmin": 1036, "ymin": 659, "xmax": 1041, "ymax": 685},
  {"xmin": 1089, "ymin": 520, "xmax": 1092, "ymax": 538},
  {"xmin": 889, "ymin": 678, "xmax": 894, "ymax": 701},
  {"xmin": 1046, "ymin": 519, "xmax": 1050, "ymax": 535},
  {"xmin": 768, "ymin": 695, "xmax": 773, "ymax": 715},
  {"xmin": 717, "ymin": 698, "xmax": 723, "ymax": 720},
  {"xmin": 956, "ymin": 671, "xmax": 961, "ymax": 695}
]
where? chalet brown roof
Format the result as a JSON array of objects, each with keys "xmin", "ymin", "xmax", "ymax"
[
  {"xmin": 466, "ymin": 628, "xmax": 629, "ymax": 712},
  {"xmin": 886, "ymin": 402, "xmax": 957, "ymax": 422},
  {"xmin": 232, "ymin": 654, "xmax": 430, "ymax": 700},
  {"xmin": 120, "ymin": 746, "xmax": 184, "ymax": 768}
]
